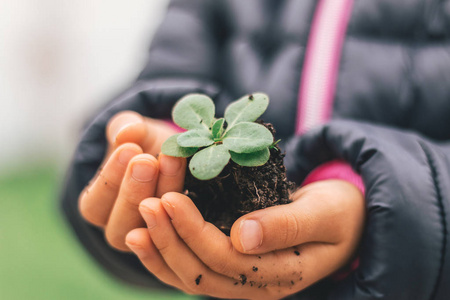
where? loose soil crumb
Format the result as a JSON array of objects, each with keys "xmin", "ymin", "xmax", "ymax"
[
  {"xmin": 239, "ymin": 274, "xmax": 247, "ymax": 285},
  {"xmin": 184, "ymin": 122, "xmax": 296, "ymax": 234},
  {"xmin": 195, "ymin": 274, "xmax": 202, "ymax": 285},
  {"xmin": 252, "ymin": 266, "xmax": 258, "ymax": 272}
]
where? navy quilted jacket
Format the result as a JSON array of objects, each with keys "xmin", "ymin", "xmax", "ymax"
[{"xmin": 61, "ymin": 1, "xmax": 450, "ymax": 299}]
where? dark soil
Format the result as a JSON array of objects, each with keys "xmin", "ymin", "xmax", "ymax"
[{"xmin": 184, "ymin": 122, "xmax": 296, "ymax": 235}]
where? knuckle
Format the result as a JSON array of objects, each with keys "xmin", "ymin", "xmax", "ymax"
[
  {"xmin": 98, "ymin": 172, "xmax": 120, "ymax": 191},
  {"xmin": 280, "ymin": 210, "xmax": 300, "ymax": 246},
  {"xmin": 123, "ymin": 196, "xmax": 141, "ymax": 209},
  {"xmin": 178, "ymin": 220, "xmax": 204, "ymax": 246},
  {"xmin": 155, "ymin": 241, "xmax": 171, "ymax": 257}
]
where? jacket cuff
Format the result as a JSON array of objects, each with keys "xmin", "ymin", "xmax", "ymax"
[
  {"xmin": 301, "ymin": 160, "xmax": 365, "ymax": 194},
  {"xmin": 301, "ymin": 160, "xmax": 364, "ymax": 282}
]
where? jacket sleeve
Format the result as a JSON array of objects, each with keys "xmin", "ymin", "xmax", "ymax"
[
  {"xmin": 284, "ymin": 120, "xmax": 450, "ymax": 300},
  {"xmin": 60, "ymin": 0, "xmax": 226, "ymax": 288}
]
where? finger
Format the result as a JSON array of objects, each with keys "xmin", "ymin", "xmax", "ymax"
[
  {"xmin": 125, "ymin": 228, "xmax": 186, "ymax": 290},
  {"xmin": 139, "ymin": 198, "xmax": 273, "ymax": 299},
  {"xmin": 230, "ymin": 180, "xmax": 365, "ymax": 254},
  {"xmin": 159, "ymin": 193, "xmax": 358, "ymax": 298},
  {"xmin": 79, "ymin": 143, "xmax": 142, "ymax": 227},
  {"xmin": 105, "ymin": 154, "xmax": 159, "ymax": 251},
  {"xmin": 106, "ymin": 111, "xmax": 147, "ymax": 147},
  {"xmin": 155, "ymin": 154, "xmax": 186, "ymax": 198},
  {"xmin": 160, "ymin": 193, "xmax": 304, "ymax": 284},
  {"xmin": 282, "ymin": 242, "xmax": 355, "ymax": 294},
  {"xmin": 107, "ymin": 111, "xmax": 178, "ymax": 156}
]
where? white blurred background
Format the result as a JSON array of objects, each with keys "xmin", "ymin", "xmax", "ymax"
[{"xmin": 0, "ymin": 0, "xmax": 169, "ymax": 173}]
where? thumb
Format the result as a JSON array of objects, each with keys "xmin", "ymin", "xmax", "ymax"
[{"xmin": 230, "ymin": 180, "xmax": 363, "ymax": 254}]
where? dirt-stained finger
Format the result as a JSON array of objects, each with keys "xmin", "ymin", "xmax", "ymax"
[
  {"xmin": 105, "ymin": 154, "xmax": 159, "ymax": 251},
  {"xmin": 79, "ymin": 143, "xmax": 142, "ymax": 227}
]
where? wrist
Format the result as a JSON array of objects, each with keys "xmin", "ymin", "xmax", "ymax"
[
  {"xmin": 301, "ymin": 160, "xmax": 365, "ymax": 194},
  {"xmin": 302, "ymin": 160, "xmax": 364, "ymax": 282}
]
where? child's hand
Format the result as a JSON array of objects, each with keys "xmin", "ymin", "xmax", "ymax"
[
  {"xmin": 126, "ymin": 180, "xmax": 365, "ymax": 299},
  {"xmin": 78, "ymin": 111, "xmax": 184, "ymax": 251}
]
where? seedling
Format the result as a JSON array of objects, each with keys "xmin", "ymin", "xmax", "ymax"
[{"xmin": 162, "ymin": 93, "xmax": 273, "ymax": 180}]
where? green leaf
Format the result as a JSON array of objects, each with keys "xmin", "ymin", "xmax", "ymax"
[
  {"xmin": 161, "ymin": 134, "xmax": 198, "ymax": 157},
  {"xmin": 211, "ymin": 118, "xmax": 225, "ymax": 139},
  {"xmin": 189, "ymin": 145, "xmax": 230, "ymax": 180},
  {"xmin": 230, "ymin": 148, "xmax": 270, "ymax": 167},
  {"xmin": 172, "ymin": 94, "xmax": 215, "ymax": 130},
  {"xmin": 177, "ymin": 129, "xmax": 214, "ymax": 148},
  {"xmin": 224, "ymin": 93, "xmax": 269, "ymax": 129},
  {"xmin": 223, "ymin": 122, "xmax": 273, "ymax": 153}
]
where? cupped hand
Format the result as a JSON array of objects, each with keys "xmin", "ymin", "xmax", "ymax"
[
  {"xmin": 230, "ymin": 179, "xmax": 365, "ymax": 256},
  {"xmin": 78, "ymin": 111, "xmax": 184, "ymax": 251},
  {"xmin": 126, "ymin": 179, "xmax": 365, "ymax": 299}
]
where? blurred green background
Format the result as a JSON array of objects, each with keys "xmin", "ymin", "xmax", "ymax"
[
  {"xmin": 0, "ymin": 165, "xmax": 196, "ymax": 300},
  {"xmin": 1, "ymin": 2, "xmax": 200, "ymax": 298}
]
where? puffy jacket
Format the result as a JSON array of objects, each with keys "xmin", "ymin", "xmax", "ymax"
[{"xmin": 61, "ymin": 0, "xmax": 450, "ymax": 299}]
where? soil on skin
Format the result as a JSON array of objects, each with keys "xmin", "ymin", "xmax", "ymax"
[{"xmin": 184, "ymin": 122, "xmax": 296, "ymax": 235}]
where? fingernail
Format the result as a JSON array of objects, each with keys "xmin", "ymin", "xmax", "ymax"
[
  {"xmin": 159, "ymin": 155, "xmax": 182, "ymax": 176},
  {"xmin": 239, "ymin": 220, "xmax": 263, "ymax": 252},
  {"xmin": 119, "ymin": 148, "xmax": 138, "ymax": 165},
  {"xmin": 139, "ymin": 205, "xmax": 157, "ymax": 229},
  {"xmin": 132, "ymin": 162, "xmax": 156, "ymax": 182}
]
